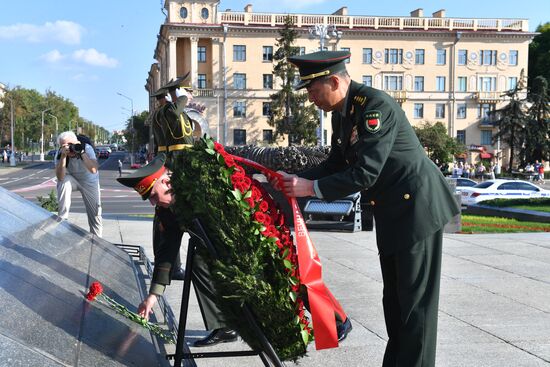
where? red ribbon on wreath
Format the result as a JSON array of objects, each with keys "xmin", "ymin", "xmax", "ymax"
[{"xmin": 232, "ymin": 155, "xmax": 347, "ymax": 350}]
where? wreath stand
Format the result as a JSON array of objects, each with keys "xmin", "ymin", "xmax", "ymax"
[{"xmin": 167, "ymin": 219, "xmax": 286, "ymax": 367}]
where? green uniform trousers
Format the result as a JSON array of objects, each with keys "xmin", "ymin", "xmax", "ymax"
[{"xmin": 379, "ymin": 229, "xmax": 443, "ymax": 367}]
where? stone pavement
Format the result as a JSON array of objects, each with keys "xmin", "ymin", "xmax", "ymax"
[{"xmin": 65, "ymin": 212, "xmax": 550, "ymax": 367}]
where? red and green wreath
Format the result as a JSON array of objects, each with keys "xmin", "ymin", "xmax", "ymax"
[{"xmin": 170, "ymin": 137, "xmax": 312, "ymax": 360}]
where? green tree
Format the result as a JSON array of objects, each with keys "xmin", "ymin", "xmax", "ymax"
[
  {"xmin": 413, "ymin": 121, "xmax": 466, "ymax": 163},
  {"xmin": 525, "ymin": 76, "xmax": 550, "ymax": 162},
  {"xmin": 528, "ymin": 22, "xmax": 550, "ymax": 85},
  {"xmin": 268, "ymin": 16, "xmax": 319, "ymax": 146},
  {"xmin": 489, "ymin": 76, "xmax": 529, "ymax": 172},
  {"xmin": 123, "ymin": 111, "xmax": 149, "ymax": 152}
]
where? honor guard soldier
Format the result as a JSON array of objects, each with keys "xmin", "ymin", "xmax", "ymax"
[
  {"xmin": 151, "ymin": 88, "xmax": 169, "ymax": 154},
  {"xmin": 117, "ymin": 154, "xmax": 238, "ymax": 346},
  {"xmin": 159, "ymin": 73, "xmax": 196, "ymax": 169},
  {"xmin": 273, "ymin": 50, "xmax": 460, "ymax": 367}
]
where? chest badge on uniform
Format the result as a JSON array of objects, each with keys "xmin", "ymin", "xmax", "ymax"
[
  {"xmin": 349, "ymin": 126, "xmax": 359, "ymax": 146},
  {"xmin": 364, "ymin": 110, "xmax": 382, "ymax": 133}
]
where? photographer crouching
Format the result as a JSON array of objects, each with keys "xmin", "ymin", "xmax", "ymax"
[{"xmin": 55, "ymin": 131, "xmax": 102, "ymax": 237}]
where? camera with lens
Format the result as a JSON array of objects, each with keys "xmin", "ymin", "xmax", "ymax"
[{"xmin": 68, "ymin": 142, "xmax": 84, "ymax": 154}]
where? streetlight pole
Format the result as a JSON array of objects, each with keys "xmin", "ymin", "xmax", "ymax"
[
  {"xmin": 8, "ymin": 95, "xmax": 16, "ymax": 166},
  {"xmin": 117, "ymin": 92, "xmax": 134, "ymax": 163},
  {"xmin": 40, "ymin": 108, "xmax": 51, "ymax": 161},
  {"xmin": 48, "ymin": 113, "xmax": 58, "ymax": 149},
  {"xmin": 308, "ymin": 24, "xmax": 342, "ymax": 146}
]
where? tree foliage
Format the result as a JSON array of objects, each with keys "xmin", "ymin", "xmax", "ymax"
[
  {"xmin": 123, "ymin": 110, "xmax": 150, "ymax": 152},
  {"xmin": 0, "ymin": 85, "xmax": 114, "ymax": 151},
  {"xmin": 413, "ymin": 121, "xmax": 466, "ymax": 163},
  {"xmin": 528, "ymin": 22, "xmax": 550, "ymax": 86},
  {"xmin": 268, "ymin": 16, "xmax": 319, "ymax": 146},
  {"xmin": 524, "ymin": 76, "xmax": 550, "ymax": 162},
  {"xmin": 490, "ymin": 76, "xmax": 530, "ymax": 172}
]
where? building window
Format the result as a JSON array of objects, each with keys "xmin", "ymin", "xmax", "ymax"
[
  {"xmin": 341, "ymin": 47, "xmax": 350, "ymax": 63},
  {"xmin": 436, "ymin": 76, "xmax": 446, "ymax": 92},
  {"xmin": 298, "ymin": 47, "xmax": 306, "ymax": 55},
  {"xmin": 363, "ymin": 48, "xmax": 373, "ymax": 64},
  {"xmin": 384, "ymin": 75, "xmax": 403, "ymax": 91},
  {"xmin": 457, "ymin": 103, "xmax": 467, "ymax": 119},
  {"xmin": 457, "ymin": 76, "xmax": 467, "ymax": 92},
  {"xmin": 197, "ymin": 74, "xmax": 207, "ymax": 89},
  {"xmin": 263, "ymin": 74, "xmax": 273, "ymax": 89},
  {"xmin": 198, "ymin": 46, "xmax": 206, "ymax": 62},
  {"xmin": 233, "ymin": 101, "xmax": 246, "ymax": 117},
  {"xmin": 262, "ymin": 102, "xmax": 271, "ymax": 116},
  {"xmin": 481, "ymin": 130, "xmax": 492, "ymax": 145},
  {"xmin": 480, "ymin": 50, "xmax": 497, "ymax": 65},
  {"xmin": 233, "ymin": 45, "xmax": 246, "ymax": 61},
  {"xmin": 233, "ymin": 73, "xmax": 246, "ymax": 89},
  {"xmin": 413, "ymin": 103, "xmax": 424, "ymax": 118},
  {"xmin": 414, "ymin": 76, "xmax": 424, "ymax": 92},
  {"xmin": 362, "ymin": 75, "xmax": 372, "ymax": 87},
  {"xmin": 458, "ymin": 49, "xmax": 467, "ymax": 65},
  {"xmin": 384, "ymin": 48, "xmax": 403, "ymax": 64},
  {"xmin": 508, "ymin": 77, "xmax": 518, "ymax": 90},
  {"xmin": 180, "ymin": 7, "xmax": 188, "ymax": 19},
  {"xmin": 201, "ymin": 7, "xmax": 209, "ymax": 19},
  {"xmin": 478, "ymin": 76, "xmax": 497, "ymax": 92},
  {"xmin": 234, "ymin": 129, "xmax": 246, "ymax": 145},
  {"xmin": 456, "ymin": 130, "xmax": 466, "ymax": 144},
  {"xmin": 479, "ymin": 103, "xmax": 495, "ymax": 121},
  {"xmin": 415, "ymin": 49, "xmax": 425, "ymax": 64},
  {"xmin": 263, "ymin": 46, "xmax": 273, "ymax": 62},
  {"xmin": 436, "ymin": 49, "xmax": 446, "ymax": 65},
  {"xmin": 435, "ymin": 104, "xmax": 446, "ymax": 119},
  {"xmin": 262, "ymin": 129, "xmax": 273, "ymax": 143},
  {"xmin": 509, "ymin": 50, "xmax": 518, "ymax": 66}
]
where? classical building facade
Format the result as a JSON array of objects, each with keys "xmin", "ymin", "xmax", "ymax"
[{"xmin": 146, "ymin": 0, "xmax": 535, "ymax": 166}]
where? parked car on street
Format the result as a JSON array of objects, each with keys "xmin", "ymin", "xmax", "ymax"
[
  {"xmin": 460, "ymin": 179, "xmax": 550, "ymax": 206},
  {"xmin": 97, "ymin": 148, "xmax": 110, "ymax": 159}
]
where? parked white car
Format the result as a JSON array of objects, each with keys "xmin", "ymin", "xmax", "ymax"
[{"xmin": 460, "ymin": 179, "xmax": 550, "ymax": 206}]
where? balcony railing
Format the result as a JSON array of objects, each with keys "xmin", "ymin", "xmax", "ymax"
[
  {"xmin": 192, "ymin": 89, "xmax": 216, "ymax": 98},
  {"xmin": 474, "ymin": 91, "xmax": 503, "ymax": 103},
  {"xmin": 387, "ymin": 90, "xmax": 408, "ymax": 102},
  {"xmin": 219, "ymin": 12, "xmax": 528, "ymax": 32}
]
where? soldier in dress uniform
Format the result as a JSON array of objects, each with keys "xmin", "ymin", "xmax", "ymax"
[
  {"xmin": 117, "ymin": 154, "xmax": 238, "ymax": 346},
  {"xmin": 275, "ymin": 51, "xmax": 460, "ymax": 367},
  {"xmin": 159, "ymin": 74, "xmax": 196, "ymax": 169},
  {"xmin": 150, "ymin": 88, "xmax": 169, "ymax": 154}
]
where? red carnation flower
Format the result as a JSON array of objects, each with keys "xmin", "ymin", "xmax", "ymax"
[
  {"xmin": 86, "ymin": 281, "xmax": 103, "ymax": 301},
  {"xmin": 254, "ymin": 211, "xmax": 267, "ymax": 224}
]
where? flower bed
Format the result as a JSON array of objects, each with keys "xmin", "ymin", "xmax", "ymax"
[{"xmin": 170, "ymin": 137, "xmax": 312, "ymax": 361}]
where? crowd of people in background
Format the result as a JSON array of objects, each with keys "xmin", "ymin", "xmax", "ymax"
[{"xmin": 439, "ymin": 159, "xmax": 546, "ymax": 184}]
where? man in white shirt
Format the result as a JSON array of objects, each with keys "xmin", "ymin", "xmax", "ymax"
[{"xmin": 55, "ymin": 131, "xmax": 102, "ymax": 237}]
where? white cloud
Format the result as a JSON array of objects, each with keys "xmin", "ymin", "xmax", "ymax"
[
  {"xmin": 0, "ymin": 20, "xmax": 84, "ymax": 45},
  {"xmin": 72, "ymin": 48, "xmax": 118, "ymax": 68},
  {"xmin": 41, "ymin": 49, "xmax": 65, "ymax": 63}
]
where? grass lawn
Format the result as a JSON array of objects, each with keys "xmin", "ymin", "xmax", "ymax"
[
  {"xmin": 481, "ymin": 198, "xmax": 550, "ymax": 213},
  {"xmin": 506, "ymin": 205, "xmax": 550, "ymax": 213},
  {"xmin": 461, "ymin": 214, "xmax": 550, "ymax": 233}
]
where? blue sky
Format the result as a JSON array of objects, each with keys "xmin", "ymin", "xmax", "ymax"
[{"xmin": 1, "ymin": 0, "xmax": 548, "ymax": 133}]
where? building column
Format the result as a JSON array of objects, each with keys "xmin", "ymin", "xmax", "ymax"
[
  {"xmin": 168, "ymin": 36, "xmax": 178, "ymax": 81},
  {"xmin": 190, "ymin": 36, "xmax": 199, "ymax": 88}
]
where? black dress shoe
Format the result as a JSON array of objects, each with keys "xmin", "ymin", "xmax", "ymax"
[
  {"xmin": 171, "ymin": 267, "xmax": 186, "ymax": 281},
  {"xmin": 337, "ymin": 318, "xmax": 353, "ymax": 342},
  {"xmin": 193, "ymin": 328, "xmax": 238, "ymax": 347}
]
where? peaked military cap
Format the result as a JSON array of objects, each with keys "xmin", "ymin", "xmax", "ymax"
[
  {"xmin": 151, "ymin": 88, "xmax": 167, "ymax": 99},
  {"xmin": 162, "ymin": 71, "xmax": 192, "ymax": 91},
  {"xmin": 116, "ymin": 154, "xmax": 167, "ymax": 200},
  {"xmin": 288, "ymin": 50, "xmax": 351, "ymax": 90}
]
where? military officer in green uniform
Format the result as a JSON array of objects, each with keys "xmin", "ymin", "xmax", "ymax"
[
  {"xmin": 117, "ymin": 154, "xmax": 238, "ymax": 346},
  {"xmin": 158, "ymin": 74, "xmax": 196, "ymax": 169},
  {"xmin": 151, "ymin": 88, "xmax": 169, "ymax": 154},
  {"xmin": 277, "ymin": 51, "xmax": 460, "ymax": 367}
]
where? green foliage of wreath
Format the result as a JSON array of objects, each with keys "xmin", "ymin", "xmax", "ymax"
[{"xmin": 169, "ymin": 137, "xmax": 311, "ymax": 361}]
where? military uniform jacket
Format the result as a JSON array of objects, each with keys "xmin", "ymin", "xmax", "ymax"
[
  {"xmin": 159, "ymin": 97, "xmax": 195, "ymax": 166},
  {"xmin": 152, "ymin": 105, "xmax": 168, "ymax": 153},
  {"xmin": 299, "ymin": 81, "xmax": 459, "ymax": 255}
]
